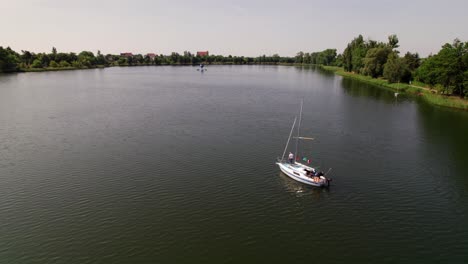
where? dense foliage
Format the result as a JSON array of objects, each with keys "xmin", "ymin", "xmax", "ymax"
[
  {"xmin": 295, "ymin": 49, "xmax": 338, "ymax": 65},
  {"xmin": 343, "ymin": 34, "xmax": 400, "ymax": 76},
  {"xmin": 0, "ymin": 47, "xmax": 20, "ymax": 72},
  {"xmin": 0, "ymin": 47, "xmax": 298, "ymax": 72},
  {"xmin": 342, "ymin": 35, "xmax": 467, "ymax": 97},
  {"xmin": 415, "ymin": 39, "xmax": 467, "ymax": 96},
  {"xmin": 0, "ymin": 47, "xmax": 339, "ymax": 73}
]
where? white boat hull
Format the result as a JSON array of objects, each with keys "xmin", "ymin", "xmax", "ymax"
[{"xmin": 276, "ymin": 162, "xmax": 329, "ymax": 187}]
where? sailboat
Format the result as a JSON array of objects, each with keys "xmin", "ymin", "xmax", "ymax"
[
  {"xmin": 276, "ymin": 101, "xmax": 331, "ymax": 187},
  {"xmin": 196, "ymin": 64, "xmax": 207, "ymax": 72}
]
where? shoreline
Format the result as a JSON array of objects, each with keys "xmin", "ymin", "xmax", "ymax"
[
  {"xmin": 6, "ymin": 62, "xmax": 302, "ymax": 74},
  {"xmin": 320, "ymin": 66, "xmax": 468, "ymax": 111}
]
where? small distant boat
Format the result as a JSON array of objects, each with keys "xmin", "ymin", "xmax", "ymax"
[
  {"xmin": 276, "ymin": 101, "xmax": 331, "ymax": 187},
  {"xmin": 196, "ymin": 64, "xmax": 207, "ymax": 72}
]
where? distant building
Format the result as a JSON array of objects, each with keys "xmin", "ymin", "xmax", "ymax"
[
  {"xmin": 146, "ymin": 53, "xmax": 157, "ymax": 60},
  {"xmin": 120, "ymin": 52, "xmax": 133, "ymax": 57},
  {"xmin": 197, "ymin": 51, "xmax": 209, "ymax": 57}
]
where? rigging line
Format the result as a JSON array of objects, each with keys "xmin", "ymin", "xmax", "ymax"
[
  {"xmin": 281, "ymin": 116, "xmax": 297, "ymax": 162},
  {"xmin": 294, "ymin": 99, "xmax": 303, "ymax": 160}
]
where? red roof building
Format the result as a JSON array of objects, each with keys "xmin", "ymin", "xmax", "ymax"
[
  {"xmin": 120, "ymin": 52, "xmax": 133, "ymax": 57},
  {"xmin": 146, "ymin": 53, "xmax": 157, "ymax": 60},
  {"xmin": 197, "ymin": 51, "xmax": 209, "ymax": 57}
]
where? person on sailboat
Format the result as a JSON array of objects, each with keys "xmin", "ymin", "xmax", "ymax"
[{"xmin": 288, "ymin": 152, "xmax": 294, "ymax": 164}]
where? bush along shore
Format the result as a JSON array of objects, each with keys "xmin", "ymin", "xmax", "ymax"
[{"xmin": 1, "ymin": 35, "xmax": 466, "ymax": 109}]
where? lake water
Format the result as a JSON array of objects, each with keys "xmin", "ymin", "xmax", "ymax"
[{"xmin": 1, "ymin": 66, "xmax": 467, "ymax": 263}]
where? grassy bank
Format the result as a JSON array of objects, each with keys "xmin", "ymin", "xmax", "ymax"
[
  {"xmin": 321, "ymin": 66, "xmax": 468, "ymax": 110},
  {"xmin": 23, "ymin": 66, "xmax": 81, "ymax": 72}
]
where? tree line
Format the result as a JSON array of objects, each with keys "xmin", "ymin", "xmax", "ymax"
[
  {"xmin": 1, "ymin": 37, "xmax": 467, "ymax": 97},
  {"xmin": 0, "ymin": 46, "xmax": 340, "ymax": 73},
  {"xmin": 340, "ymin": 34, "xmax": 467, "ymax": 97},
  {"xmin": 0, "ymin": 47, "xmax": 295, "ymax": 73},
  {"xmin": 294, "ymin": 49, "xmax": 339, "ymax": 65}
]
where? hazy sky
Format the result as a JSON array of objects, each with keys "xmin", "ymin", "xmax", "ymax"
[{"xmin": 1, "ymin": 0, "xmax": 467, "ymax": 57}]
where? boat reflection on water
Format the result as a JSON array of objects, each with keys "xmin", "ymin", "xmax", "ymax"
[{"xmin": 278, "ymin": 172, "xmax": 330, "ymax": 198}]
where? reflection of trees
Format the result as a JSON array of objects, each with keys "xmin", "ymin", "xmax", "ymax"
[
  {"xmin": 293, "ymin": 65, "xmax": 316, "ymax": 72},
  {"xmin": 316, "ymin": 67, "xmax": 336, "ymax": 77},
  {"xmin": 293, "ymin": 65, "xmax": 336, "ymax": 78},
  {"xmin": 340, "ymin": 77, "xmax": 397, "ymax": 104},
  {"xmin": 416, "ymin": 103, "xmax": 468, "ymax": 187}
]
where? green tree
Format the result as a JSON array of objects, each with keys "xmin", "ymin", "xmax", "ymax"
[
  {"xmin": 55, "ymin": 53, "xmax": 70, "ymax": 63},
  {"xmin": 31, "ymin": 59, "xmax": 43, "ymax": 68},
  {"xmin": 273, "ymin": 54, "xmax": 280, "ymax": 64},
  {"xmin": 303, "ymin": 53, "xmax": 311, "ymax": 64},
  {"xmin": 96, "ymin": 50, "xmax": 106, "ymax": 65},
  {"xmin": 320, "ymin": 49, "xmax": 337, "ymax": 65},
  {"xmin": 343, "ymin": 43, "xmax": 353, "ymax": 71},
  {"xmin": 20, "ymin": 50, "xmax": 33, "ymax": 67},
  {"xmin": 49, "ymin": 60, "xmax": 59, "ymax": 68},
  {"xmin": 403, "ymin": 52, "xmax": 420, "ymax": 71},
  {"xmin": 133, "ymin": 54, "xmax": 144, "ymax": 64},
  {"xmin": 343, "ymin": 35, "xmax": 393, "ymax": 73},
  {"xmin": 143, "ymin": 55, "xmax": 151, "ymax": 64},
  {"xmin": 334, "ymin": 54, "xmax": 344, "ymax": 67},
  {"xmin": 77, "ymin": 51, "xmax": 96, "ymax": 67},
  {"xmin": 117, "ymin": 57, "xmax": 128, "ymax": 66},
  {"xmin": 295, "ymin": 51, "xmax": 304, "ymax": 64},
  {"xmin": 0, "ymin": 47, "xmax": 20, "ymax": 72},
  {"xmin": 387, "ymin": 34, "xmax": 399, "ymax": 49},
  {"xmin": 170, "ymin": 52, "xmax": 180, "ymax": 65},
  {"xmin": 69, "ymin": 52, "xmax": 78, "ymax": 63},
  {"xmin": 59, "ymin": 60, "xmax": 70, "ymax": 67},
  {"xmin": 383, "ymin": 53, "xmax": 411, "ymax": 83},
  {"xmin": 343, "ymin": 35, "xmax": 369, "ymax": 73},
  {"xmin": 415, "ymin": 55, "xmax": 439, "ymax": 87},
  {"xmin": 38, "ymin": 53, "xmax": 50, "ymax": 67},
  {"xmin": 51, "ymin": 47, "xmax": 57, "ymax": 61},
  {"xmin": 416, "ymin": 39, "xmax": 467, "ymax": 96},
  {"xmin": 362, "ymin": 47, "xmax": 392, "ymax": 77}
]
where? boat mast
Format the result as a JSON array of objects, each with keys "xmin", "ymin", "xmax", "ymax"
[
  {"xmin": 281, "ymin": 116, "xmax": 297, "ymax": 162},
  {"xmin": 294, "ymin": 100, "xmax": 303, "ymax": 161}
]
